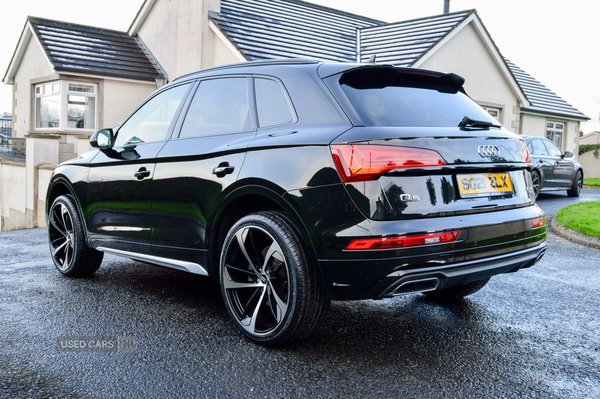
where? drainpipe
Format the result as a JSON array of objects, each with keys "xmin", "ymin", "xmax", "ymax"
[{"xmin": 444, "ymin": 0, "xmax": 450, "ymax": 14}]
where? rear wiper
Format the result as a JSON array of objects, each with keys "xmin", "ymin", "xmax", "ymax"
[{"xmin": 459, "ymin": 116, "xmax": 501, "ymax": 130}]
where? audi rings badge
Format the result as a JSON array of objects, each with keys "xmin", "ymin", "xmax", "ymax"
[{"xmin": 477, "ymin": 145, "xmax": 500, "ymax": 158}]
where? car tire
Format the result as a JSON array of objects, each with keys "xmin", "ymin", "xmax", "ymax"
[
  {"xmin": 48, "ymin": 195, "xmax": 103, "ymax": 277},
  {"xmin": 423, "ymin": 278, "xmax": 490, "ymax": 302},
  {"xmin": 530, "ymin": 170, "xmax": 541, "ymax": 200},
  {"xmin": 567, "ymin": 170, "xmax": 583, "ymax": 197},
  {"xmin": 220, "ymin": 211, "xmax": 329, "ymax": 346}
]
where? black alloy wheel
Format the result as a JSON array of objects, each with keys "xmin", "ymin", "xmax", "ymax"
[
  {"xmin": 48, "ymin": 195, "xmax": 103, "ymax": 276},
  {"xmin": 567, "ymin": 170, "xmax": 583, "ymax": 197},
  {"xmin": 530, "ymin": 170, "xmax": 541, "ymax": 200},
  {"xmin": 220, "ymin": 211, "xmax": 329, "ymax": 346}
]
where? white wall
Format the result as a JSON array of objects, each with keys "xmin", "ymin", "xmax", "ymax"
[
  {"xmin": 419, "ymin": 22, "xmax": 521, "ymax": 132},
  {"xmin": 580, "ymin": 133, "xmax": 600, "ymax": 145},
  {"xmin": 137, "ymin": 0, "xmax": 223, "ymax": 80},
  {"xmin": 0, "ymin": 162, "xmax": 29, "ymax": 230},
  {"xmin": 579, "ymin": 151, "xmax": 600, "ymax": 178},
  {"xmin": 101, "ymin": 79, "xmax": 156, "ymax": 129},
  {"xmin": 12, "ymin": 35, "xmax": 55, "ymax": 138},
  {"xmin": 521, "ymin": 114, "xmax": 580, "ymax": 155}
]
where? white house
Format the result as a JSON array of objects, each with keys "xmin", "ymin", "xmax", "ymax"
[{"xmin": 0, "ymin": 0, "xmax": 589, "ymax": 230}]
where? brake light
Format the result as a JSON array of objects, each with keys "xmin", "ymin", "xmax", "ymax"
[
  {"xmin": 345, "ymin": 231, "xmax": 461, "ymax": 250},
  {"xmin": 331, "ymin": 145, "xmax": 446, "ymax": 183},
  {"xmin": 531, "ymin": 216, "xmax": 546, "ymax": 228},
  {"xmin": 522, "ymin": 143, "xmax": 532, "ymax": 163}
]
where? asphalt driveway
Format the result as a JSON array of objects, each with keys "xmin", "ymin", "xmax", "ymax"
[{"xmin": 1, "ymin": 189, "xmax": 599, "ymax": 398}]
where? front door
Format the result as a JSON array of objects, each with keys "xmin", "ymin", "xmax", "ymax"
[{"xmin": 85, "ymin": 82, "xmax": 193, "ymax": 253}]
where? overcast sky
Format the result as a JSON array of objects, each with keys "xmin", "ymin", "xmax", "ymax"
[{"xmin": 2, "ymin": 0, "xmax": 599, "ymax": 132}]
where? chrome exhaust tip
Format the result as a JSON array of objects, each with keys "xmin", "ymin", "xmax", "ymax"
[{"xmin": 391, "ymin": 277, "xmax": 440, "ymax": 296}]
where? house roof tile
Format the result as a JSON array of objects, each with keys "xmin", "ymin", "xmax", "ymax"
[
  {"xmin": 358, "ymin": 10, "xmax": 473, "ymax": 65},
  {"xmin": 29, "ymin": 17, "xmax": 160, "ymax": 81},
  {"xmin": 505, "ymin": 58, "xmax": 589, "ymax": 120},
  {"xmin": 212, "ymin": 0, "xmax": 381, "ymax": 62}
]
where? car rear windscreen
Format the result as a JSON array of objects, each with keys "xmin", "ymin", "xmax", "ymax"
[{"xmin": 338, "ymin": 68, "xmax": 499, "ymax": 128}]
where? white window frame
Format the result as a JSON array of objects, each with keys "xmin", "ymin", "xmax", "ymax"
[
  {"xmin": 481, "ymin": 105, "xmax": 502, "ymax": 122},
  {"xmin": 34, "ymin": 80, "xmax": 98, "ymax": 132},
  {"xmin": 546, "ymin": 120, "xmax": 565, "ymax": 151}
]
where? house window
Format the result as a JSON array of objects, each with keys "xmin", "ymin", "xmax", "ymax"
[
  {"xmin": 482, "ymin": 106, "xmax": 501, "ymax": 121},
  {"xmin": 35, "ymin": 81, "xmax": 97, "ymax": 130},
  {"xmin": 546, "ymin": 121, "xmax": 564, "ymax": 150}
]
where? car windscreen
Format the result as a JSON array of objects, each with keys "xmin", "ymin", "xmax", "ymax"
[{"xmin": 337, "ymin": 68, "xmax": 499, "ymax": 128}]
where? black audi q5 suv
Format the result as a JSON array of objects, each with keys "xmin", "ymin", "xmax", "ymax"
[{"xmin": 46, "ymin": 59, "xmax": 546, "ymax": 345}]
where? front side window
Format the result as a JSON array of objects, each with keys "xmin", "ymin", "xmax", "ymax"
[
  {"xmin": 114, "ymin": 83, "xmax": 191, "ymax": 147},
  {"xmin": 543, "ymin": 139, "xmax": 563, "ymax": 157},
  {"xmin": 35, "ymin": 81, "xmax": 97, "ymax": 130},
  {"xmin": 179, "ymin": 78, "xmax": 251, "ymax": 138}
]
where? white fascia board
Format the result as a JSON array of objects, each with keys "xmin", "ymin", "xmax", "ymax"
[
  {"xmin": 58, "ymin": 72, "xmax": 157, "ymax": 85},
  {"xmin": 209, "ymin": 20, "xmax": 247, "ymax": 62},
  {"xmin": 3, "ymin": 21, "xmax": 54, "ymax": 84},
  {"xmin": 520, "ymin": 108, "xmax": 590, "ymax": 122},
  {"xmin": 413, "ymin": 14, "xmax": 530, "ymax": 108},
  {"xmin": 128, "ymin": 0, "xmax": 157, "ymax": 36}
]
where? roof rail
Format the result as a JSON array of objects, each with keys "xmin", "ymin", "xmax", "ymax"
[{"xmin": 173, "ymin": 58, "xmax": 320, "ymax": 82}]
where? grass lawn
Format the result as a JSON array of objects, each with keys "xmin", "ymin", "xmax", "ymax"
[
  {"xmin": 556, "ymin": 200, "xmax": 600, "ymax": 238},
  {"xmin": 583, "ymin": 178, "xmax": 600, "ymax": 187}
]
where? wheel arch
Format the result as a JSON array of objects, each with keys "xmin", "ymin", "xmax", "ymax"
[
  {"xmin": 207, "ymin": 183, "xmax": 321, "ymax": 281},
  {"xmin": 530, "ymin": 167, "xmax": 543, "ymax": 189},
  {"xmin": 46, "ymin": 176, "xmax": 88, "ymax": 237}
]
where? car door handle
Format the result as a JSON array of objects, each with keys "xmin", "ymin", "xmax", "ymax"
[
  {"xmin": 134, "ymin": 167, "xmax": 151, "ymax": 180},
  {"xmin": 212, "ymin": 162, "xmax": 235, "ymax": 177}
]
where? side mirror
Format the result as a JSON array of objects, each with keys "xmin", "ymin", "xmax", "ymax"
[
  {"xmin": 563, "ymin": 151, "xmax": 573, "ymax": 159},
  {"xmin": 90, "ymin": 128, "xmax": 114, "ymax": 149}
]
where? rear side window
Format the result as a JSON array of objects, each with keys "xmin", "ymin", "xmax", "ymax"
[
  {"xmin": 179, "ymin": 78, "xmax": 251, "ymax": 138},
  {"xmin": 337, "ymin": 68, "xmax": 497, "ymax": 128},
  {"xmin": 255, "ymin": 78, "xmax": 294, "ymax": 128},
  {"xmin": 529, "ymin": 139, "xmax": 548, "ymax": 155}
]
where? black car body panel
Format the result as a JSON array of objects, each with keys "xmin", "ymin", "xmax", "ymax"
[
  {"xmin": 525, "ymin": 135, "xmax": 583, "ymax": 196},
  {"xmin": 47, "ymin": 59, "xmax": 546, "ymax": 307}
]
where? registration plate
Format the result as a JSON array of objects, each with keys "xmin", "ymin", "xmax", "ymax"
[{"xmin": 457, "ymin": 173, "xmax": 513, "ymax": 197}]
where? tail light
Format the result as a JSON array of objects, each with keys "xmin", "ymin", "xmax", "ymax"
[
  {"xmin": 531, "ymin": 216, "xmax": 546, "ymax": 228},
  {"xmin": 331, "ymin": 145, "xmax": 446, "ymax": 183},
  {"xmin": 521, "ymin": 142, "xmax": 532, "ymax": 163},
  {"xmin": 345, "ymin": 231, "xmax": 461, "ymax": 251}
]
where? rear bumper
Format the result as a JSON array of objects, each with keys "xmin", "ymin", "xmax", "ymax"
[
  {"xmin": 321, "ymin": 241, "xmax": 546, "ymax": 300},
  {"xmin": 287, "ymin": 184, "xmax": 546, "ymax": 300}
]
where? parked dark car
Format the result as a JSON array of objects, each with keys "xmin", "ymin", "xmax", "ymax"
[
  {"xmin": 524, "ymin": 135, "xmax": 583, "ymax": 199},
  {"xmin": 46, "ymin": 59, "xmax": 547, "ymax": 346}
]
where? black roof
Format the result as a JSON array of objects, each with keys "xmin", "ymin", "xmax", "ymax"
[{"xmin": 29, "ymin": 17, "xmax": 160, "ymax": 81}]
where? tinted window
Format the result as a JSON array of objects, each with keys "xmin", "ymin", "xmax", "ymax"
[
  {"xmin": 255, "ymin": 78, "xmax": 294, "ymax": 127},
  {"xmin": 543, "ymin": 139, "xmax": 562, "ymax": 157},
  {"xmin": 114, "ymin": 83, "xmax": 190, "ymax": 147},
  {"xmin": 179, "ymin": 78, "xmax": 251, "ymax": 138},
  {"xmin": 339, "ymin": 68, "xmax": 497, "ymax": 127},
  {"xmin": 530, "ymin": 139, "xmax": 548, "ymax": 155}
]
